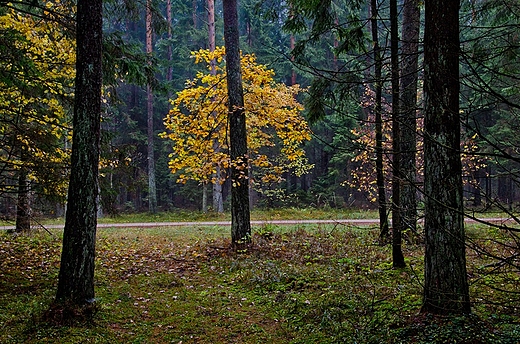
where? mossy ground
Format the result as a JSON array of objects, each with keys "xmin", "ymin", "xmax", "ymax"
[{"xmin": 1, "ymin": 219, "xmax": 519, "ymax": 343}]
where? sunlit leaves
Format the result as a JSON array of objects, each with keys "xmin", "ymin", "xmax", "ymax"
[{"xmin": 162, "ymin": 47, "xmax": 313, "ymax": 189}]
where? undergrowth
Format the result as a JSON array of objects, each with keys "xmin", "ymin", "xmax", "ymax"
[
  {"xmin": 0, "ymin": 207, "xmax": 378, "ymax": 227},
  {"xmin": 0, "ymin": 224, "xmax": 519, "ymax": 343}
]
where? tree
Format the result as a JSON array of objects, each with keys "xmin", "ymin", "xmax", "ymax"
[
  {"xmin": 223, "ymin": 0, "xmax": 251, "ymax": 247},
  {"xmin": 0, "ymin": 3, "xmax": 75, "ymax": 230},
  {"xmin": 390, "ymin": 0, "xmax": 405, "ymax": 267},
  {"xmin": 370, "ymin": 0, "xmax": 390, "ymax": 239},
  {"xmin": 399, "ymin": 0, "xmax": 420, "ymax": 239},
  {"xmin": 162, "ymin": 48, "xmax": 311, "ymax": 205},
  {"xmin": 55, "ymin": 0, "xmax": 102, "ymax": 309},
  {"xmin": 207, "ymin": 0, "xmax": 224, "ymax": 213},
  {"xmin": 146, "ymin": 0, "xmax": 157, "ymax": 213},
  {"xmin": 422, "ymin": 0, "xmax": 470, "ymax": 314}
]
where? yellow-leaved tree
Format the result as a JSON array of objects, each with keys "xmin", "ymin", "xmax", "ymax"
[
  {"xmin": 161, "ymin": 47, "xmax": 313, "ymax": 207},
  {"xmin": 0, "ymin": 3, "xmax": 75, "ymax": 230}
]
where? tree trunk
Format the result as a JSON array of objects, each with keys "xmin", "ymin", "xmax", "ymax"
[
  {"xmin": 146, "ymin": 0, "xmax": 157, "ymax": 213},
  {"xmin": 213, "ymin": 178, "xmax": 224, "ymax": 212},
  {"xmin": 166, "ymin": 0, "xmax": 173, "ymax": 100},
  {"xmin": 422, "ymin": 0, "xmax": 471, "ymax": 315},
  {"xmin": 290, "ymin": 34, "xmax": 297, "ymax": 85},
  {"xmin": 390, "ymin": 0, "xmax": 405, "ymax": 267},
  {"xmin": 400, "ymin": 0, "xmax": 420, "ymax": 237},
  {"xmin": 193, "ymin": 0, "xmax": 198, "ymax": 29},
  {"xmin": 370, "ymin": 0, "xmax": 389, "ymax": 239},
  {"xmin": 55, "ymin": 0, "xmax": 102, "ymax": 307},
  {"xmin": 15, "ymin": 162, "xmax": 30, "ymax": 232},
  {"xmin": 223, "ymin": 0, "xmax": 251, "ymax": 247},
  {"xmin": 202, "ymin": 182, "xmax": 208, "ymax": 212},
  {"xmin": 208, "ymin": 0, "xmax": 224, "ymax": 213}
]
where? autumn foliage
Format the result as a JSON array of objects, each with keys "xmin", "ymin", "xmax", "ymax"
[
  {"xmin": 0, "ymin": 3, "xmax": 75, "ymax": 199},
  {"xmin": 347, "ymin": 85, "xmax": 487, "ymax": 203},
  {"xmin": 161, "ymin": 47, "xmax": 312, "ymax": 190}
]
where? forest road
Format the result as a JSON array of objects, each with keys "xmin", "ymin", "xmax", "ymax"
[{"xmin": 0, "ymin": 217, "xmax": 515, "ymax": 231}]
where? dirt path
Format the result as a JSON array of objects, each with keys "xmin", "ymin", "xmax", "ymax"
[{"xmin": 1, "ymin": 217, "xmax": 515, "ymax": 231}]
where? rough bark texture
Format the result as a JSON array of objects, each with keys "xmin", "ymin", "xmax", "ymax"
[
  {"xmin": 146, "ymin": 0, "xmax": 157, "ymax": 214},
  {"xmin": 370, "ymin": 0, "xmax": 389, "ymax": 239},
  {"xmin": 422, "ymin": 0, "xmax": 471, "ymax": 315},
  {"xmin": 400, "ymin": 0, "xmax": 420, "ymax": 236},
  {"xmin": 223, "ymin": 0, "xmax": 251, "ymax": 247},
  {"xmin": 55, "ymin": 0, "xmax": 102, "ymax": 305},
  {"xmin": 390, "ymin": 0, "xmax": 405, "ymax": 268}
]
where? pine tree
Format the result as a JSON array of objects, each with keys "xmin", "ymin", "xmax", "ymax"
[
  {"xmin": 422, "ymin": 0, "xmax": 470, "ymax": 315},
  {"xmin": 223, "ymin": 0, "xmax": 251, "ymax": 247},
  {"xmin": 400, "ymin": 0, "xmax": 420, "ymax": 238},
  {"xmin": 55, "ymin": 0, "xmax": 102, "ymax": 310}
]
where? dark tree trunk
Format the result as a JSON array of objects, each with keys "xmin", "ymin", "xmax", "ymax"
[
  {"xmin": 390, "ymin": 0, "xmax": 405, "ymax": 268},
  {"xmin": 290, "ymin": 34, "xmax": 297, "ymax": 85},
  {"xmin": 15, "ymin": 162, "xmax": 30, "ymax": 232},
  {"xmin": 400, "ymin": 0, "xmax": 420, "ymax": 236},
  {"xmin": 166, "ymin": 0, "xmax": 173, "ymax": 100},
  {"xmin": 223, "ymin": 0, "xmax": 251, "ymax": 247},
  {"xmin": 422, "ymin": 0, "xmax": 471, "ymax": 315},
  {"xmin": 55, "ymin": 0, "xmax": 102, "ymax": 306},
  {"xmin": 370, "ymin": 0, "xmax": 389, "ymax": 239},
  {"xmin": 146, "ymin": 0, "xmax": 157, "ymax": 214}
]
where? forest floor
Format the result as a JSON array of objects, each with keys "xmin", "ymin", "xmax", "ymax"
[{"xmin": 1, "ymin": 219, "xmax": 520, "ymax": 343}]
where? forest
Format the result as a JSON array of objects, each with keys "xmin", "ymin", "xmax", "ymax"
[{"xmin": 1, "ymin": 0, "xmax": 520, "ymax": 342}]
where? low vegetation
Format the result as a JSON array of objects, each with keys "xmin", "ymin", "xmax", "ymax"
[
  {"xmin": 1, "ymin": 208, "xmax": 382, "ymax": 227},
  {"xmin": 1, "ymin": 220, "xmax": 519, "ymax": 343}
]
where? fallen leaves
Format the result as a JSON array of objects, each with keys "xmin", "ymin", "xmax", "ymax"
[{"xmin": 0, "ymin": 233, "xmax": 61, "ymax": 289}]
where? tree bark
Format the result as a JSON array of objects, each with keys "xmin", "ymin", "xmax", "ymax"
[
  {"xmin": 166, "ymin": 0, "xmax": 173, "ymax": 100},
  {"xmin": 202, "ymin": 182, "xmax": 208, "ymax": 212},
  {"xmin": 223, "ymin": 0, "xmax": 251, "ymax": 247},
  {"xmin": 55, "ymin": 0, "xmax": 102, "ymax": 306},
  {"xmin": 193, "ymin": 0, "xmax": 198, "ymax": 29},
  {"xmin": 400, "ymin": 0, "xmax": 420, "ymax": 237},
  {"xmin": 146, "ymin": 0, "xmax": 157, "ymax": 213},
  {"xmin": 290, "ymin": 34, "xmax": 297, "ymax": 85},
  {"xmin": 208, "ymin": 0, "xmax": 224, "ymax": 213},
  {"xmin": 370, "ymin": 0, "xmax": 389, "ymax": 240},
  {"xmin": 390, "ymin": 0, "xmax": 405, "ymax": 268},
  {"xmin": 422, "ymin": 0, "xmax": 471, "ymax": 315},
  {"xmin": 15, "ymin": 160, "xmax": 30, "ymax": 232}
]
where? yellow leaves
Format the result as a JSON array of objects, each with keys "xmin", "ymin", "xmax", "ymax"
[
  {"xmin": 0, "ymin": 5, "xmax": 76, "ymax": 114},
  {"xmin": 162, "ymin": 47, "xmax": 313, "ymax": 187},
  {"xmin": 0, "ymin": 3, "xmax": 75, "ymax": 198}
]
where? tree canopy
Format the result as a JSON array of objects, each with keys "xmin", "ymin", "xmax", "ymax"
[
  {"xmin": 0, "ymin": 3, "xmax": 74, "ymax": 214},
  {"xmin": 162, "ymin": 47, "xmax": 312, "ymax": 194}
]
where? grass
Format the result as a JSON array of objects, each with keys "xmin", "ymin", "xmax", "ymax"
[
  {"xmin": 0, "ymin": 208, "xmax": 381, "ymax": 227},
  {"xmin": 1, "ymin": 222, "xmax": 520, "ymax": 343},
  {"xmin": 0, "ymin": 206, "xmax": 512, "ymax": 229}
]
